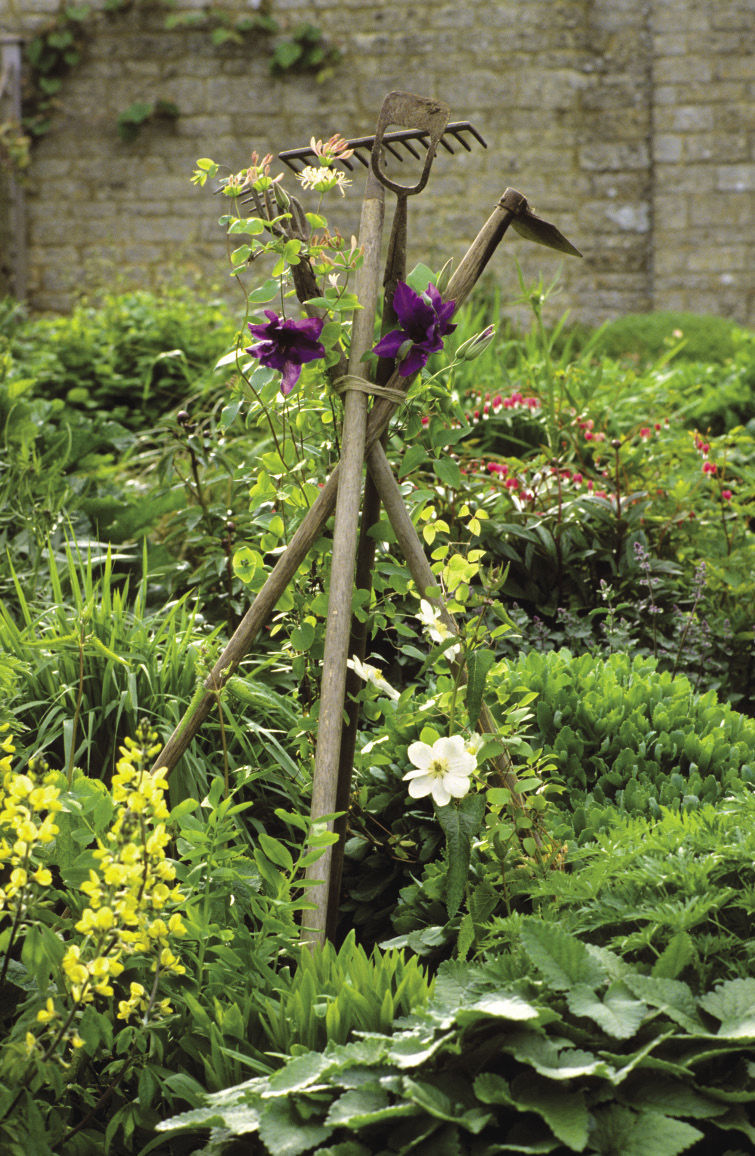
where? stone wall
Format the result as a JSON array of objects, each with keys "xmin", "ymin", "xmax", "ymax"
[{"xmin": 1, "ymin": 0, "xmax": 752, "ymax": 326}]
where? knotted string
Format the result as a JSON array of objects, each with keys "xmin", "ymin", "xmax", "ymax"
[{"xmin": 332, "ymin": 374, "xmax": 406, "ymax": 406}]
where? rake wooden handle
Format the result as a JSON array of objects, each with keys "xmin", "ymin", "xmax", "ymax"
[{"xmin": 150, "ymin": 192, "xmax": 520, "ymax": 778}]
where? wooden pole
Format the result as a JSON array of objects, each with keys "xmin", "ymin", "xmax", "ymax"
[
  {"xmin": 150, "ymin": 192, "xmax": 522, "ymax": 779},
  {"xmin": 365, "ymin": 439, "xmax": 532, "ymax": 817},
  {"xmin": 301, "ymin": 168, "xmax": 386, "ymax": 946}
]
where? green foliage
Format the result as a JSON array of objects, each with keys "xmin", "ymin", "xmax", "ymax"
[
  {"xmin": 269, "ymin": 23, "xmax": 342, "ymax": 80},
  {"xmin": 159, "ymin": 922, "xmax": 755, "ymax": 1154},
  {"xmin": 593, "ymin": 310, "xmax": 744, "ymax": 365},
  {"xmin": 498, "ymin": 649, "xmax": 755, "ymax": 839},
  {"xmin": 513, "ymin": 791, "xmax": 755, "ymax": 989},
  {"xmin": 0, "ymin": 541, "xmax": 215, "ymax": 782},
  {"xmin": 257, "ymin": 930, "xmax": 433, "ymax": 1054},
  {"xmin": 116, "ymin": 98, "xmax": 180, "ymax": 143},
  {"xmin": 0, "ymin": 730, "xmax": 335, "ymax": 1153}
]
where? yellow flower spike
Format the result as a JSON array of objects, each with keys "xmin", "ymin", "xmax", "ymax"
[
  {"xmin": 36, "ymin": 997, "xmax": 57, "ymax": 1024},
  {"xmin": 93, "ymin": 906, "xmax": 115, "ymax": 931},
  {"xmin": 25, "ymin": 1031, "xmax": 37, "ymax": 1055}
]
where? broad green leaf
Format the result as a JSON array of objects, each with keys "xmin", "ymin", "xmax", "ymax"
[
  {"xmin": 520, "ymin": 920, "xmax": 607, "ymax": 991},
  {"xmin": 629, "ymin": 1077, "xmax": 729, "ymax": 1120},
  {"xmin": 510, "ymin": 1074, "xmax": 589, "ymax": 1151},
  {"xmin": 456, "ymin": 992, "xmax": 540, "ymax": 1026},
  {"xmin": 401, "ymin": 1078, "xmax": 491, "ymax": 1133},
  {"xmin": 437, "ymin": 792, "xmax": 485, "ymax": 919},
  {"xmin": 651, "ymin": 932, "xmax": 695, "ymax": 980},
  {"xmin": 502, "ymin": 1031, "xmax": 613, "ymax": 1081},
  {"xmin": 258, "ymin": 1097, "xmax": 333, "ymax": 1155},
  {"xmin": 698, "ymin": 977, "xmax": 755, "ymax": 1038},
  {"xmin": 433, "ymin": 457, "xmax": 462, "ymax": 489},
  {"xmin": 566, "ymin": 981, "xmax": 648, "ymax": 1040},
  {"xmin": 406, "ymin": 263, "xmax": 439, "ymax": 293},
  {"xmin": 465, "ymin": 648, "xmax": 496, "ymax": 729},
  {"xmin": 257, "ymin": 832, "xmax": 294, "ymax": 873},
  {"xmin": 622, "ymin": 974, "xmax": 703, "ymax": 1034},
  {"xmin": 590, "ymin": 1105, "xmax": 702, "ymax": 1156},
  {"xmin": 264, "ymin": 1050, "xmax": 331, "ymax": 1095},
  {"xmin": 325, "ymin": 1088, "xmax": 416, "ymax": 1127}
]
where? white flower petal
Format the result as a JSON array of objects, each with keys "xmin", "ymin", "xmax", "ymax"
[
  {"xmin": 430, "ymin": 782, "xmax": 452, "ymax": 806},
  {"xmin": 407, "ymin": 740, "xmax": 433, "ymax": 770},
  {"xmin": 407, "ymin": 776, "xmax": 433, "ymax": 799}
]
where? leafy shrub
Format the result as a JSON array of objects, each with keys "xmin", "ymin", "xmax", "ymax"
[
  {"xmin": 498, "ymin": 649, "xmax": 755, "ymax": 840},
  {"xmin": 159, "ymin": 920, "xmax": 755, "ymax": 1155},
  {"xmin": 0, "ymin": 728, "xmax": 335, "ymax": 1154},
  {"xmin": 592, "ymin": 310, "xmax": 743, "ymax": 364},
  {"xmin": 5, "ymin": 287, "xmax": 237, "ymax": 427},
  {"xmin": 257, "ymin": 930, "xmax": 433, "ymax": 1054},
  {"xmin": 490, "ymin": 791, "xmax": 755, "ymax": 989}
]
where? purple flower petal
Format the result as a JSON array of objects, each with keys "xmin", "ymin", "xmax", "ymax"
[
  {"xmin": 244, "ymin": 311, "xmax": 326, "ymax": 395},
  {"xmin": 371, "ymin": 281, "xmax": 456, "ymax": 377}
]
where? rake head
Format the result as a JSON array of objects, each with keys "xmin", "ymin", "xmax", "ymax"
[{"xmin": 277, "ymin": 120, "xmax": 487, "ymax": 173}]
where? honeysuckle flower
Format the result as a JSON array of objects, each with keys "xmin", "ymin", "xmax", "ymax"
[
  {"xmin": 372, "ymin": 281, "xmax": 456, "ymax": 377},
  {"xmin": 347, "ymin": 655, "xmax": 401, "ymax": 701},
  {"xmin": 309, "ymin": 133, "xmax": 354, "ymax": 164},
  {"xmin": 416, "ymin": 599, "xmax": 461, "ymax": 661},
  {"xmin": 246, "ymin": 310, "xmax": 326, "ymax": 395},
  {"xmin": 297, "ymin": 164, "xmax": 352, "ymax": 196},
  {"xmin": 722, "ymin": 488, "xmax": 733, "ymax": 500},
  {"xmin": 404, "ymin": 735, "xmax": 476, "ymax": 806}
]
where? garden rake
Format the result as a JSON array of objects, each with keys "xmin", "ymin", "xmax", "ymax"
[{"xmin": 151, "ymin": 92, "xmax": 582, "ymax": 947}]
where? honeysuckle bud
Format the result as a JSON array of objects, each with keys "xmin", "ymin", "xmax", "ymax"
[
  {"xmin": 456, "ymin": 325, "xmax": 495, "ymax": 361},
  {"xmin": 274, "ymin": 183, "xmax": 291, "ymax": 210},
  {"xmin": 434, "ymin": 258, "xmax": 454, "ymax": 296}
]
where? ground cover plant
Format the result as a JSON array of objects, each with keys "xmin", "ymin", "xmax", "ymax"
[{"xmin": 0, "ymin": 135, "xmax": 753, "ymax": 1154}]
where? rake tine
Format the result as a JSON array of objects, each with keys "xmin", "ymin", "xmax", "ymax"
[{"xmin": 382, "ymin": 139, "xmax": 406, "ymax": 162}]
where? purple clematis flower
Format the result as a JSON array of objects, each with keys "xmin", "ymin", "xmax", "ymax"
[
  {"xmin": 372, "ymin": 281, "xmax": 456, "ymax": 377},
  {"xmin": 246, "ymin": 310, "xmax": 326, "ymax": 396}
]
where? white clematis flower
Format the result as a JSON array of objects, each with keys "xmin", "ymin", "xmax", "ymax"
[
  {"xmin": 416, "ymin": 600, "xmax": 461, "ymax": 662},
  {"xmin": 347, "ymin": 655, "xmax": 400, "ymax": 701},
  {"xmin": 403, "ymin": 735, "xmax": 476, "ymax": 807}
]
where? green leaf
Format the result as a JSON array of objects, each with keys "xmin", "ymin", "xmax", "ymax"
[
  {"xmin": 511, "ymin": 1074, "xmax": 590, "ymax": 1151},
  {"xmin": 502, "ymin": 1032, "xmax": 613, "ymax": 1081},
  {"xmin": 520, "ymin": 920, "xmax": 607, "ymax": 991},
  {"xmin": 651, "ymin": 932, "xmax": 695, "ymax": 981},
  {"xmin": 590, "ymin": 1105, "xmax": 702, "ymax": 1156},
  {"xmin": 433, "ymin": 457, "xmax": 463, "ymax": 489},
  {"xmin": 257, "ymin": 832, "xmax": 294, "ymax": 873},
  {"xmin": 698, "ymin": 977, "xmax": 755, "ymax": 1038},
  {"xmin": 325, "ymin": 1088, "xmax": 416, "ymax": 1127},
  {"xmin": 437, "ymin": 792, "xmax": 485, "ymax": 918},
  {"xmin": 259, "ymin": 1098, "xmax": 333, "ymax": 1155},
  {"xmin": 465, "ymin": 648, "xmax": 495, "ymax": 729},
  {"xmin": 456, "ymin": 991, "xmax": 540, "ymax": 1025},
  {"xmin": 566, "ymin": 981, "xmax": 648, "ymax": 1040},
  {"xmin": 406, "ymin": 263, "xmax": 439, "ymax": 293},
  {"xmin": 399, "ymin": 443, "xmax": 429, "ymax": 478},
  {"xmin": 265, "ymin": 1050, "xmax": 331, "ymax": 1094},
  {"xmin": 622, "ymin": 974, "xmax": 703, "ymax": 1034}
]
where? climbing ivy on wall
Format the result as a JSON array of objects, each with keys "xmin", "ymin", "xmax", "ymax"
[{"xmin": 16, "ymin": 0, "xmax": 341, "ymax": 152}]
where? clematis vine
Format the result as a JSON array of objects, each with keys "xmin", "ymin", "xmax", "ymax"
[
  {"xmin": 245, "ymin": 311, "xmax": 326, "ymax": 396},
  {"xmin": 372, "ymin": 281, "xmax": 456, "ymax": 377},
  {"xmin": 347, "ymin": 655, "xmax": 401, "ymax": 702},
  {"xmin": 403, "ymin": 735, "xmax": 476, "ymax": 807}
]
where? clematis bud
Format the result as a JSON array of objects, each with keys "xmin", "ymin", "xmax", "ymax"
[
  {"xmin": 434, "ymin": 258, "xmax": 454, "ymax": 296},
  {"xmin": 456, "ymin": 325, "xmax": 495, "ymax": 361}
]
